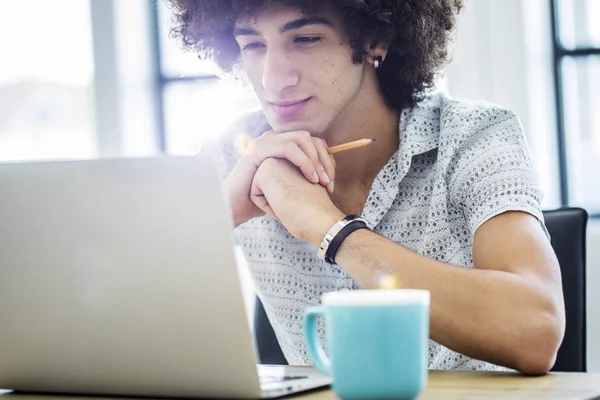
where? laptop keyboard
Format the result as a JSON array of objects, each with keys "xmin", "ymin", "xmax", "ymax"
[{"xmin": 259, "ymin": 375, "xmax": 308, "ymax": 384}]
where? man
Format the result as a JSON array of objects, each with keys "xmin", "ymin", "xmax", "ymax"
[{"xmin": 166, "ymin": 0, "xmax": 565, "ymax": 374}]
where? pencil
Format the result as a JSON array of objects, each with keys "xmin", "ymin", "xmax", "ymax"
[{"xmin": 327, "ymin": 138, "xmax": 376, "ymax": 155}]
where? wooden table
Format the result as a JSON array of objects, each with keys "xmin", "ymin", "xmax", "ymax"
[
  {"xmin": 294, "ymin": 370, "xmax": 600, "ymax": 399},
  {"xmin": 1, "ymin": 371, "xmax": 599, "ymax": 400}
]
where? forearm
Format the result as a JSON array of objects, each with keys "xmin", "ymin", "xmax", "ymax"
[
  {"xmin": 225, "ymin": 164, "xmax": 262, "ymax": 228},
  {"xmin": 333, "ymin": 229, "xmax": 563, "ymax": 374},
  {"xmin": 231, "ymin": 206, "xmax": 252, "ymax": 228}
]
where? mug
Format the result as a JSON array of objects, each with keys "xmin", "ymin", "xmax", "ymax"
[{"xmin": 303, "ymin": 289, "xmax": 430, "ymax": 400}]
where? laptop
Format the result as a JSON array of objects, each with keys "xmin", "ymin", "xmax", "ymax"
[{"xmin": 0, "ymin": 154, "xmax": 331, "ymax": 399}]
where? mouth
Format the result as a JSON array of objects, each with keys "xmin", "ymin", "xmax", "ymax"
[{"xmin": 269, "ymin": 98, "xmax": 311, "ymax": 118}]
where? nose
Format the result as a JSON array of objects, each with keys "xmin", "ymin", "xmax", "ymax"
[{"xmin": 261, "ymin": 49, "xmax": 299, "ymax": 94}]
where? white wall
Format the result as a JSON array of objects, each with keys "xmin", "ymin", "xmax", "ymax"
[{"xmin": 445, "ymin": 0, "xmax": 599, "ymax": 372}]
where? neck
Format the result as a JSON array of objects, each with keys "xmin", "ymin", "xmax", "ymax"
[{"xmin": 323, "ymin": 72, "xmax": 400, "ymax": 188}]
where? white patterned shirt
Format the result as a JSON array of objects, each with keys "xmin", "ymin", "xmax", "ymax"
[{"xmin": 206, "ymin": 91, "xmax": 548, "ymax": 371}]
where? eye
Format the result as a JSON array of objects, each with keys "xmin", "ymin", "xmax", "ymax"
[
  {"xmin": 294, "ymin": 36, "xmax": 321, "ymax": 45},
  {"xmin": 241, "ymin": 42, "xmax": 265, "ymax": 51}
]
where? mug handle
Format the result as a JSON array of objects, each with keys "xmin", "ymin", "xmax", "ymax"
[{"xmin": 303, "ymin": 306, "xmax": 332, "ymax": 376}]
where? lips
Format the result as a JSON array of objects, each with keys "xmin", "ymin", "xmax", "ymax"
[{"xmin": 270, "ymin": 98, "xmax": 311, "ymax": 118}]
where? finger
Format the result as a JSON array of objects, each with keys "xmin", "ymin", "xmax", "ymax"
[
  {"xmin": 250, "ymin": 180, "xmax": 279, "ymax": 221},
  {"xmin": 252, "ymin": 194, "xmax": 279, "ymax": 221},
  {"xmin": 283, "ymin": 131, "xmax": 319, "ymax": 163},
  {"xmin": 313, "ymin": 138, "xmax": 335, "ymax": 192},
  {"xmin": 276, "ymin": 141, "xmax": 320, "ymax": 183},
  {"xmin": 283, "ymin": 131, "xmax": 330, "ymax": 185},
  {"xmin": 252, "ymin": 138, "xmax": 320, "ymax": 183},
  {"xmin": 329, "ymin": 155, "xmax": 336, "ymax": 193}
]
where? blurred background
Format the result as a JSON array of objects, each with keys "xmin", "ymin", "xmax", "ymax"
[{"xmin": 0, "ymin": 0, "xmax": 597, "ymax": 371}]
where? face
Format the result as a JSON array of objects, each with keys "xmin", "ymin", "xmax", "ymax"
[{"xmin": 233, "ymin": 3, "xmax": 365, "ymax": 135}]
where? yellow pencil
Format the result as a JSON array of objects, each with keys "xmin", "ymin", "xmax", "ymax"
[{"xmin": 327, "ymin": 138, "xmax": 376, "ymax": 155}]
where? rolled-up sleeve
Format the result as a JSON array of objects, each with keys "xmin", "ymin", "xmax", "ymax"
[{"xmin": 448, "ymin": 108, "xmax": 548, "ymax": 238}]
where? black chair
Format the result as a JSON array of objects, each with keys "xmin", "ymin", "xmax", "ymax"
[
  {"xmin": 543, "ymin": 207, "xmax": 588, "ymax": 372},
  {"xmin": 253, "ymin": 207, "xmax": 589, "ymax": 371},
  {"xmin": 254, "ymin": 297, "xmax": 287, "ymax": 364}
]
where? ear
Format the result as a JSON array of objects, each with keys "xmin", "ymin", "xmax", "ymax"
[{"xmin": 365, "ymin": 43, "xmax": 389, "ymax": 67}]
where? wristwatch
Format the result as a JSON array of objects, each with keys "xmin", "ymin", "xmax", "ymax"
[{"xmin": 317, "ymin": 214, "xmax": 369, "ymax": 264}]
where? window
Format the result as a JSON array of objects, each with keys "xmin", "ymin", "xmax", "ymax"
[
  {"xmin": 551, "ymin": 0, "xmax": 600, "ymax": 215},
  {"xmin": 153, "ymin": 2, "xmax": 259, "ymax": 321},
  {"xmin": 0, "ymin": 0, "xmax": 97, "ymax": 161},
  {"xmin": 154, "ymin": 1, "xmax": 260, "ymax": 155}
]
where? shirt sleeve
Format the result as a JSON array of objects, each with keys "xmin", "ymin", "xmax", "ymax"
[{"xmin": 448, "ymin": 107, "xmax": 549, "ymax": 239}]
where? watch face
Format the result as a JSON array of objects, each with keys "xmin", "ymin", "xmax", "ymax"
[{"xmin": 318, "ymin": 215, "xmax": 368, "ymax": 263}]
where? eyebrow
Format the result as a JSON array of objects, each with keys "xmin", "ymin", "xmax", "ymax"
[
  {"xmin": 232, "ymin": 27, "xmax": 260, "ymax": 37},
  {"xmin": 233, "ymin": 16, "xmax": 333, "ymax": 37},
  {"xmin": 280, "ymin": 16, "xmax": 333, "ymax": 33}
]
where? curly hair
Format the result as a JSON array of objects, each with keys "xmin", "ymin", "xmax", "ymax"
[{"xmin": 165, "ymin": 0, "xmax": 463, "ymax": 111}]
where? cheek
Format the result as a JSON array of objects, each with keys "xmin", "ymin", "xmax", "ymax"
[
  {"xmin": 241, "ymin": 58, "xmax": 265, "ymax": 94},
  {"xmin": 322, "ymin": 59, "xmax": 362, "ymax": 104}
]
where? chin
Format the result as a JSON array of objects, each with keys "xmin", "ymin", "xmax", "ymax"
[
  {"xmin": 267, "ymin": 117, "xmax": 327, "ymax": 136},
  {"xmin": 262, "ymin": 101, "xmax": 331, "ymax": 136}
]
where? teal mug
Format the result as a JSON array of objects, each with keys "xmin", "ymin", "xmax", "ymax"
[{"xmin": 303, "ymin": 289, "xmax": 430, "ymax": 400}]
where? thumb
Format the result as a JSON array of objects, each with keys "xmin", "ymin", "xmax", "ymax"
[{"xmin": 250, "ymin": 178, "xmax": 281, "ymax": 222}]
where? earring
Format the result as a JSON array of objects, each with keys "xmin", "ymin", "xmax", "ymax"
[{"xmin": 373, "ymin": 56, "xmax": 383, "ymax": 69}]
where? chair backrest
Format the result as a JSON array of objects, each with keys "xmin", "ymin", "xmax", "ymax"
[
  {"xmin": 254, "ymin": 297, "xmax": 288, "ymax": 365},
  {"xmin": 253, "ymin": 207, "xmax": 589, "ymax": 371},
  {"xmin": 543, "ymin": 207, "xmax": 588, "ymax": 372}
]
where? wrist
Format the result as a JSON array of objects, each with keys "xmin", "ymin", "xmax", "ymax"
[
  {"xmin": 302, "ymin": 208, "xmax": 346, "ymax": 248},
  {"xmin": 225, "ymin": 174, "xmax": 260, "ymax": 228},
  {"xmin": 230, "ymin": 199, "xmax": 263, "ymax": 228},
  {"xmin": 232, "ymin": 212, "xmax": 250, "ymax": 228},
  {"xmin": 316, "ymin": 214, "xmax": 369, "ymax": 264}
]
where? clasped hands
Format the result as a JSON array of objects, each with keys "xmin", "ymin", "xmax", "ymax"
[{"xmin": 225, "ymin": 130, "xmax": 345, "ymax": 247}]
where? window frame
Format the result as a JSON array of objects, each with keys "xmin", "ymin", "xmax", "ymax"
[
  {"xmin": 149, "ymin": 1, "xmax": 220, "ymax": 153},
  {"xmin": 550, "ymin": 0, "xmax": 600, "ymax": 217}
]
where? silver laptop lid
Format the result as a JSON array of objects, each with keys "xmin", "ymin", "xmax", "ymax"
[{"xmin": 0, "ymin": 155, "xmax": 262, "ymax": 398}]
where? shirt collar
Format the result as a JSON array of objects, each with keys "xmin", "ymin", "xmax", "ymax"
[
  {"xmin": 361, "ymin": 92, "xmax": 443, "ymax": 228},
  {"xmin": 398, "ymin": 91, "xmax": 443, "ymax": 160}
]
